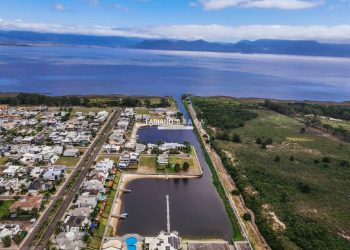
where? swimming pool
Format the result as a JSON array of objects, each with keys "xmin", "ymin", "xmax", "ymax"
[{"xmin": 125, "ymin": 236, "xmax": 137, "ymax": 250}]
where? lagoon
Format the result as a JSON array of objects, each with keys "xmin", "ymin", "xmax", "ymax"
[{"xmin": 0, "ymin": 46, "xmax": 349, "ymax": 101}]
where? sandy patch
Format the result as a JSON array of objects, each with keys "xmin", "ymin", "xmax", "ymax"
[{"xmin": 262, "ymin": 204, "xmax": 286, "ymax": 231}]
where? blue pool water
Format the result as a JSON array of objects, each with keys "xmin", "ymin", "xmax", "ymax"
[{"xmin": 125, "ymin": 236, "xmax": 137, "ymax": 248}]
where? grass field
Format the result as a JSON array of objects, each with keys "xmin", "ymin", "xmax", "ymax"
[
  {"xmin": 320, "ymin": 116, "xmax": 350, "ymax": 130},
  {"xmin": 139, "ymin": 155, "xmax": 157, "ymax": 169},
  {"xmin": 71, "ymin": 106, "xmax": 113, "ymax": 115},
  {"xmin": 0, "ymin": 156, "xmax": 8, "ymax": 165},
  {"xmin": 54, "ymin": 156, "xmax": 80, "ymax": 167},
  {"xmin": 0, "ymin": 200, "xmax": 14, "ymax": 218},
  {"xmin": 193, "ymin": 97, "xmax": 350, "ymax": 250},
  {"xmin": 168, "ymin": 147, "xmax": 200, "ymax": 174}
]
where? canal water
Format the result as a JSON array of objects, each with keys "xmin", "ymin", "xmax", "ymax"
[{"xmin": 117, "ymin": 99, "xmax": 233, "ymax": 241}]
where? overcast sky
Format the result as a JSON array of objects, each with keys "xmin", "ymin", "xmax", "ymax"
[{"xmin": 0, "ymin": 0, "xmax": 350, "ymax": 42}]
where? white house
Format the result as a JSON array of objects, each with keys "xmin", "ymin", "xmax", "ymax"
[
  {"xmin": 43, "ymin": 166, "xmax": 66, "ymax": 181},
  {"xmin": 0, "ymin": 224, "xmax": 20, "ymax": 239},
  {"xmin": 95, "ymin": 158, "xmax": 114, "ymax": 174},
  {"xmin": 3, "ymin": 165, "xmax": 20, "ymax": 177}
]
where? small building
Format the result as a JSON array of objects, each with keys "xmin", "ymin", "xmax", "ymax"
[
  {"xmin": 10, "ymin": 195, "xmax": 42, "ymax": 218},
  {"xmin": 95, "ymin": 158, "xmax": 114, "ymax": 174},
  {"xmin": 0, "ymin": 224, "xmax": 20, "ymax": 239},
  {"xmin": 145, "ymin": 231, "xmax": 180, "ymax": 250},
  {"xmin": 157, "ymin": 152, "xmax": 169, "ymax": 165},
  {"xmin": 43, "ymin": 166, "xmax": 66, "ymax": 181},
  {"xmin": 3, "ymin": 165, "xmax": 20, "ymax": 177}
]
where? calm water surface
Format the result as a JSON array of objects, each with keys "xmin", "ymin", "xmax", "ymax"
[
  {"xmin": 117, "ymin": 126, "xmax": 233, "ymax": 241},
  {"xmin": 0, "ymin": 46, "xmax": 350, "ymax": 101}
]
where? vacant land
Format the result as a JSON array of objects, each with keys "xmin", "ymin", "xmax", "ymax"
[
  {"xmin": 192, "ymin": 96, "xmax": 350, "ymax": 250},
  {"xmin": 0, "ymin": 200, "xmax": 14, "ymax": 219},
  {"xmin": 55, "ymin": 156, "xmax": 80, "ymax": 167},
  {"xmin": 72, "ymin": 107, "xmax": 113, "ymax": 115},
  {"xmin": 0, "ymin": 156, "xmax": 8, "ymax": 165},
  {"xmin": 97, "ymin": 155, "xmax": 120, "ymax": 164}
]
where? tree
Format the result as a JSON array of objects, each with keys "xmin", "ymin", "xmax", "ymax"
[
  {"xmin": 274, "ymin": 156, "xmax": 280, "ymax": 162},
  {"xmin": 231, "ymin": 189, "xmax": 240, "ymax": 196},
  {"xmin": 13, "ymin": 233, "xmax": 22, "ymax": 245},
  {"xmin": 83, "ymin": 233, "xmax": 91, "ymax": 244},
  {"xmin": 297, "ymin": 182, "xmax": 311, "ymax": 193},
  {"xmin": 300, "ymin": 127, "xmax": 306, "ymax": 134},
  {"xmin": 261, "ymin": 142, "xmax": 267, "ymax": 149},
  {"xmin": 182, "ymin": 162, "xmax": 190, "ymax": 171},
  {"xmin": 290, "ymin": 156, "xmax": 294, "ymax": 162},
  {"xmin": 174, "ymin": 163, "xmax": 181, "ymax": 173},
  {"xmin": 243, "ymin": 213, "xmax": 251, "ymax": 221},
  {"xmin": 44, "ymin": 192, "xmax": 51, "ymax": 201},
  {"xmin": 322, "ymin": 157, "xmax": 331, "ymax": 163},
  {"xmin": 2, "ymin": 235, "xmax": 11, "ymax": 247},
  {"xmin": 255, "ymin": 138, "xmax": 262, "ymax": 144},
  {"xmin": 232, "ymin": 134, "xmax": 242, "ymax": 143},
  {"xmin": 54, "ymin": 221, "xmax": 63, "ymax": 235},
  {"xmin": 265, "ymin": 137, "xmax": 273, "ymax": 145}
]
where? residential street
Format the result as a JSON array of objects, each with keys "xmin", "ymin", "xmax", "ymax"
[{"xmin": 20, "ymin": 109, "xmax": 120, "ymax": 250}]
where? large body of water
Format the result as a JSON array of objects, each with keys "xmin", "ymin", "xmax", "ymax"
[{"xmin": 0, "ymin": 46, "xmax": 350, "ymax": 101}]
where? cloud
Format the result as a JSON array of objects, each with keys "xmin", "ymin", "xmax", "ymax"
[
  {"xmin": 52, "ymin": 3, "xmax": 66, "ymax": 12},
  {"xmin": 0, "ymin": 18, "xmax": 350, "ymax": 43},
  {"xmin": 112, "ymin": 4, "xmax": 129, "ymax": 12},
  {"xmin": 199, "ymin": 0, "xmax": 323, "ymax": 10}
]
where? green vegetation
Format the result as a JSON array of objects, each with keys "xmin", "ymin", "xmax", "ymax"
[
  {"xmin": 192, "ymin": 96, "xmax": 350, "ymax": 250},
  {"xmin": 193, "ymin": 96, "xmax": 257, "ymax": 130},
  {"xmin": 139, "ymin": 156, "xmax": 157, "ymax": 169},
  {"xmin": 0, "ymin": 156, "xmax": 8, "ymax": 165},
  {"xmin": 0, "ymin": 200, "xmax": 14, "ymax": 219},
  {"xmin": 55, "ymin": 156, "xmax": 80, "ymax": 167},
  {"xmin": 0, "ymin": 93, "xmax": 172, "ymax": 108}
]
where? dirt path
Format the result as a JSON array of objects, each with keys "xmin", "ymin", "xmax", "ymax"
[{"xmin": 188, "ymin": 102, "xmax": 270, "ymax": 250}]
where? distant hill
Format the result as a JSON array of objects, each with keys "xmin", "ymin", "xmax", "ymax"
[
  {"xmin": 1, "ymin": 30, "xmax": 350, "ymax": 57},
  {"xmin": 134, "ymin": 39, "xmax": 350, "ymax": 57},
  {"xmin": 0, "ymin": 30, "xmax": 142, "ymax": 47}
]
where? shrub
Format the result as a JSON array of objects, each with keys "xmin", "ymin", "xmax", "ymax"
[
  {"xmin": 243, "ymin": 213, "xmax": 252, "ymax": 221},
  {"xmin": 290, "ymin": 156, "xmax": 294, "ymax": 162},
  {"xmin": 2, "ymin": 235, "xmax": 11, "ymax": 247},
  {"xmin": 297, "ymin": 182, "xmax": 311, "ymax": 193},
  {"xmin": 322, "ymin": 157, "xmax": 331, "ymax": 163},
  {"xmin": 231, "ymin": 189, "xmax": 240, "ymax": 196},
  {"xmin": 256, "ymin": 138, "xmax": 262, "ymax": 144},
  {"xmin": 174, "ymin": 163, "xmax": 181, "ymax": 173},
  {"xmin": 182, "ymin": 162, "xmax": 190, "ymax": 171},
  {"xmin": 232, "ymin": 134, "xmax": 242, "ymax": 143},
  {"xmin": 274, "ymin": 156, "xmax": 280, "ymax": 162}
]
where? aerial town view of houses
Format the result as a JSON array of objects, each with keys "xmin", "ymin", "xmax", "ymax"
[{"xmin": 0, "ymin": 97, "xmax": 244, "ymax": 250}]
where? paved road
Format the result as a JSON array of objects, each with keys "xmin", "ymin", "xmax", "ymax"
[{"xmin": 20, "ymin": 109, "xmax": 120, "ymax": 250}]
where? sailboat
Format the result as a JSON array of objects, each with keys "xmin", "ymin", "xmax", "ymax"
[{"xmin": 120, "ymin": 204, "xmax": 128, "ymax": 219}]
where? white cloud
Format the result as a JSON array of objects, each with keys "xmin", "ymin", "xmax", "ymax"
[
  {"xmin": 0, "ymin": 18, "xmax": 350, "ymax": 43},
  {"xmin": 112, "ymin": 4, "xmax": 129, "ymax": 12},
  {"xmin": 199, "ymin": 0, "xmax": 323, "ymax": 10},
  {"xmin": 52, "ymin": 3, "xmax": 66, "ymax": 12}
]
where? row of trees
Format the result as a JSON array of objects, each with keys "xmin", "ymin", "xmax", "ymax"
[
  {"xmin": 0, "ymin": 93, "xmax": 171, "ymax": 108},
  {"xmin": 262, "ymin": 99, "xmax": 350, "ymax": 121}
]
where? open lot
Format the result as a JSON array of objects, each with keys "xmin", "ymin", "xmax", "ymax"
[
  {"xmin": 0, "ymin": 200, "xmax": 14, "ymax": 219},
  {"xmin": 193, "ymin": 97, "xmax": 350, "ymax": 250},
  {"xmin": 55, "ymin": 156, "xmax": 80, "ymax": 167}
]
